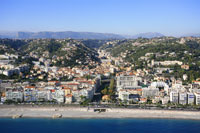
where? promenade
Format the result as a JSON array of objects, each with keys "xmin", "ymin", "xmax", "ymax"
[{"xmin": 0, "ymin": 106, "xmax": 200, "ymax": 120}]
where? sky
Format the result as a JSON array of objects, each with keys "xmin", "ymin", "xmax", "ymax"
[{"xmin": 1, "ymin": 0, "xmax": 200, "ymax": 36}]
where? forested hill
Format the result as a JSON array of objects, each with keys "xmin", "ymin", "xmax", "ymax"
[
  {"xmin": 102, "ymin": 37, "xmax": 200, "ymax": 64},
  {"xmin": 0, "ymin": 38, "xmax": 99, "ymax": 67}
]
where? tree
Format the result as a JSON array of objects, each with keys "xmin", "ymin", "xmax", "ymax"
[
  {"xmin": 101, "ymin": 87, "xmax": 108, "ymax": 95},
  {"xmin": 80, "ymin": 95, "xmax": 90, "ymax": 106},
  {"xmin": 108, "ymin": 89, "xmax": 114, "ymax": 95},
  {"xmin": 80, "ymin": 95, "xmax": 86, "ymax": 102},
  {"xmin": 109, "ymin": 78, "xmax": 115, "ymax": 90}
]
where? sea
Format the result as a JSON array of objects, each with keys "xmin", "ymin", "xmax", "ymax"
[{"xmin": 0, "ymin": 118, "xmax": 200, "ymax": 133}]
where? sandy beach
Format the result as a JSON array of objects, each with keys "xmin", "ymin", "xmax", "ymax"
[{"xmin": 0, "ymin": 106, "xmax": 200, "ymax": 120}]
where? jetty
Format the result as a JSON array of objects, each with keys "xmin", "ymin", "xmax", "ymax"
[
  {"xmin": 52, "ymin": 114, "xmax": 62, "ymax": 119},
  {"xmin": 12, "ymin": 114, "xmax": 23, "ymax": 119}
]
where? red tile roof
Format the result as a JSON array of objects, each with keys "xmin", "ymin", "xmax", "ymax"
[{"xmin": 25, "ymin": 86, "xmax": 35, "ymax": 88}]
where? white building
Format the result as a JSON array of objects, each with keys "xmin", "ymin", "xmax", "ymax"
[
  {"xmin": 0, "ymin": 64, "xmax": 29, "ymax": 76},
  {"xmin": 72, "ymin": 87, "xmax": 95, "ymax": 102},
  {"xmin": 52, "ymin": 90, "xmax": 64, "ymax": 103},
  {"xmin": 154, "ymin": 61, "xmax": 183, "ymax": 66},
  {"xmin": 37, "ymin": 90, "xmax": 51, "ymax": 102},
  {"xmin": 24, "ymin": 89, "xmax": 37, "ymax": 102},
  {"xmin": 150, "ymin": 81, "xmax": 169, "ymax": 94},
  {"xmin": 195, "ymin": 93, "xmax": 200, "ymax": 105},
  {"xmin": 170, "ymin": 91, "xmax": 179, "ymax": 104},
  {"xmin": 118, "ymin": 89, "xmax": 140, "ymax": 102},
  {"xmin": 183, "ymin": 74, "xmax": 188, "ymax": 80},
  {"xmin": 5, "ymin": 90, "xmax": 23, "ymax": 102},
  {"xmin": 179, "ymin": 93, "xmax": 187, "ymax": 105},
  {"xmin": 118, "ymin": 90, "xmax": 129, "ymax": 101},
  {"xmin": 162, "ymin": 96, "xmax": 170, "ymax": 104},
  {"xmin": 187, "ymin": 93, "xmax": 195, "ymax": 104},
  {"xmin": 80, "ymin": 87, "xmax": 94, "ymax": 100},
  {"xmin": 116, "ymin": 75, "xmax": 141, "ymax": 91},
  {"xmin": 142, "ymin": 86, "xmax": 159, "ymax": 98}
]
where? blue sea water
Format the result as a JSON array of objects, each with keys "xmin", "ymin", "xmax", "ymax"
[{"xmin": 0, "ymin": 118, "xmax": 200, "ymax": 133}]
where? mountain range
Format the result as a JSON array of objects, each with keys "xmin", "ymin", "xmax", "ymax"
[
  {"xmin": 129, "ymin": 32, "xmax": 164, "ymax": 39},
  {"xmin": 0, "ymin": 31, "xmax": 165, "ymax": 39},
  {"xmin": 0, "ymin": 31, "xmax": 199, "ymax": 39},
  {"xmin": 17, "ymin": 31, "xmax": 125, "ymax": 39}
]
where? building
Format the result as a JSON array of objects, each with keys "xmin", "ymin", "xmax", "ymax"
[
  {"xmin": 72, "ymin": 90, "xmax": 80, "ymax": 102},
  {"xmin": 183, "ymin": 74, "xmax": 188, "ymax": 80},
  {"xmin": 142, "ymin": 86, "xmax": 159, "ymax": 98},
  {"xmin": 51, "ymin": 90, "xmax": 64, "ymax": 103},
  {"xmin": 170, "ymin": 91, "xmax": 179, "ymax": 104},
  {"xmin": 0, "ymin": 64, "xmax": 29, "ymax": 76},
  {"xmin": 102, "ymin": 95, "xmax": 111, "ymax": 101},
  {"xmin": 150, "ymin": 81, "xmax": 169, "ymax": 94},
  {"xmin": 24, "ymin": 86, "xmax": 37, "ymax": 102},
  {"xmin": 118, "ymin": 90, "xmax": 129, "ymax": 101},
  {"xmin": 37, "ymin": 90, "xmax": 51, "ymax": 102},
  {"xmin": 2, "ymin": 69, "xmax": 19, "ymax": 76},
  {"xmin": 118, "ymin": 89, "xmax": 140, "ymax": 102},
  {"xmin": 65, "ymin": 94, "xmax": 72, "ymax": 104},
  {"xmin": 187, "ymin": 93, "xmax": 195, "ymax": 104},
  {"xmin": 195, "ymin": 93, "xmax": 200, "ymax": 105},
  {"xmin": 66, "ymin": 82, "xmax": 80, "ymax": 90},
  {"xmin": 179, "ymin": 93, "xmax": 187, "ymax": 105},
  {"xmin": 181, "ymin": 64, "xmax": 189, "ymax": 70},
  {"xmin": 129, "ymin": 94, "xmax": 140, "ymax": 102},
  {"xmin": 5, "ymin": 89, "xmax": 23, "ymax": 102},
  {"xmin": 116, "ymin": 75, "xmax": 141, "ymax": 91},
  {"xmin": 162, "ymin": 96, "xmax": 170, "ymax": 104},
  {"xmin": 71, "ymin": 87, "xmax": 95, "ymax": 103},
  {"xmin": 154, "ymin": 60, "xmax": 183, "ymax": 66},
  {"xmin": 140, "ymin": 98, "xmax": 147, "ymax": 103}
]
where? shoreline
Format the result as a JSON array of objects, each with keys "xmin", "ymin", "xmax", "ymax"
[{"xmin": 0, "ymin": 107, "xmax": 200, "ymax": 120}]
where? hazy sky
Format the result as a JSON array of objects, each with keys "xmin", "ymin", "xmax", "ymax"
[{"xmin": 1, "ymin": 0, "xmax": 200, "ymax": 36}]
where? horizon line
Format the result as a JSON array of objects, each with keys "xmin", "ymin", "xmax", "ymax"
[{"xmin": 0, "ymin": 30, "xmax": 200, "ymax": 37}]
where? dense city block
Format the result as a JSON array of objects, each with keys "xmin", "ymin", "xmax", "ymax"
[{"xmin": 1, "ymin": 37, "xmax": 200, "ymax": 110}]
